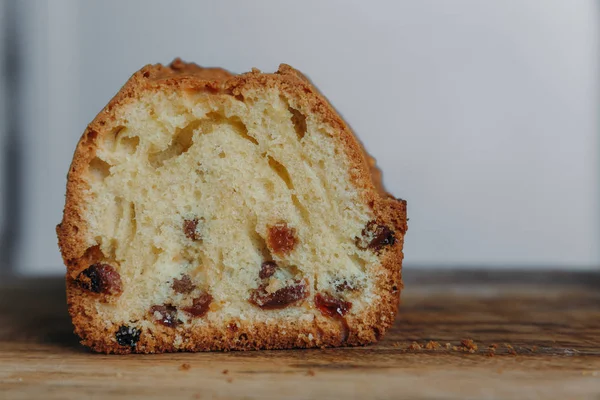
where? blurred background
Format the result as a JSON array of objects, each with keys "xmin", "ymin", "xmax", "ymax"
[{"xmin": 0, "ymin": 0, "xmax": 598, "ymax": 276}]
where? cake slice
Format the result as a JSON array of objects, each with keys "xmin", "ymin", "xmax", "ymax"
[{"xmin": 57, "ymin": 59, "xmax": 407, "ymax": 353}]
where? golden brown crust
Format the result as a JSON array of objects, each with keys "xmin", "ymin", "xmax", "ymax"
[{"xmin": 57, "ymin": 59, "xmax": 407, "ymax": 354}]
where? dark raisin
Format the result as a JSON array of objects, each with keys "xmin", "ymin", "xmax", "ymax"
[
  {"xmin": 183, "ymin": 218, "xmax": 201, "ymax": 241},
  {"xmin": 172, "ymin": 274, "xmax": 195, "ymax": 294},
  {"xmin": 355, "ymin": 221, "xmax": 396, "ymax": 252},
  {"xmin": 249, "ymin": 281, "xmax": 308, "ymax": 309},
  {"xmin": 77, "ymin": 264, "xmax": 122, "ymax": 295},
  {"xmin": 182, "ymin": 292, "xmax": 213, "ymax": 317},
  {"xmin": 267, "ymin": 222, "xmax": 297, "ymax": 255},
  {"xmin": 149, "ymin": 304, "xmax": 179, "ymax": 327},
  {"xmin": 115, "ymin": 325, "xmax": 140, "ymax": 347},
  {"xmin": 335, "ymin": 280, "xmax": 358, "ymax": 293},
  {"xmin": 259, "ymin": 261, "xmax": 278, "ymax": 279},
  {"xmin": 315, "ymin": 292, "xmax": 352, "ymax": 318},
  {"xmin": 228, "ymin": 322, "xmax": 238, "ymax": 332}
]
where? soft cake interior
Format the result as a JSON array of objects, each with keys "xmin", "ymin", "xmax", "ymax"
[{"xmin": 82, "ymin": 87, "xmax": 382, "ymax": 330}]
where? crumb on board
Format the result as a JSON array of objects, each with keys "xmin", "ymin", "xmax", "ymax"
[
  {"xmin": 407, "ymin": 341, "xmax": 422, "ymax": 351},
  {"xmin": 226, "ymin": 378, "xmax": 233, "ymax": 383},
  {"xmin": 179, "ymin": 363, "xmax": 191, "ymax": 371},
  {"xmin": 392, "ymin": 342, "xmax": 401, "ymax": 348},
  {"xmin": 425, "ymin": 341, "xmax": 441, "ymax": 350},
  {"xmin": 490, "ymin": 343, "xmax": 498, "ymax": 349},
  {"xmin": 460, "ymin": 339, "xmax": 478, "ymax": 353},
  {"xmin": 307, "ymin": 370, "xmax": 315, "ymax": 376},
  {"xmin": 505, "ymin": 343, "xmax": 517, "ymax": 355},
  {"xmin": 445, "ymin": 343, "xmax": 451, "ymax": 349},
  {"xmin": 531, "ymin": 345, "xmax": 538, "ymax": 352},
  {"xmin": 222, "ymin": 369, "xmax": 229, "ymax": 375}
]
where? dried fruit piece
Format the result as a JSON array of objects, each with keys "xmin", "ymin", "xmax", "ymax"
[
  {"xmin": 77, "ymin": 263, "xmax": 122, "ymax": 295},
  {"xmin": 249, "ymin": 281, "xmax": 308, "ymax": 309},
  {"xmin": 172, "ymin": 274, "xmax": 195, "ymax": 294},
  {"xmin": 314, "ymin": 292, "xmax": 352, "ymax": 318},
  {"xmin": 150, "ymin": 304, "xmax": 179, "ymax": 327},
  {"xmin": 227, "ymin": 322, "xmax": 238, "ymax": 332},
  {"xmin": 259, "ymin": 261, "xmax": 278, "ymax": 279},
  {"xmin": 267, "ymin": 222, "xmax": 297, "ymax": 255},
  {"xmin": 182, "ymin": 292, "xmax": 213, "ymax": 317},
  {"xmin": 355, "ymin": 221, "xmax": 396, "ymax": 252},
  {"xmin": 334, "ymin": 280, "xmax": 359, "ymax": 293},
  {"xmin": 115, "ymin": 325, "xmax": 140, "ymax": 347},
  {"xmin": 183, "ymin": 218, "xmax": 201, "ymax": 241}
]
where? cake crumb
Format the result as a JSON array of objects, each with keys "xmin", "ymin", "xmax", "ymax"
[
  {"xmin": 425, "ymin": 341, "xmax": 441, "ymax": 350},
  {"xmin": 307, "ymin": 370, "xmax": 315, "ymax": 376},
  {"xmin": 461, "ymin": 339, "xmax": 478, "ymax": 353},
  {"xmin": 392, "ymin": 342, "xmax": 401, "ymax": 348},
  {"xmin": 226, "ymin": 378, "xmax": 233, "ymax": 383},
  {"xmin": 407, "ymin": 341, "xmax": 422, "ymax": 351},
  {"xmin": 445, "ymin": 343, "xmax": 451, "ymax": 349},
  {"xmin": 222, "ymin": 369, "xmax": 229, "ymax": 375},
  {"xmin": 531, "ymin": 345, "xmax": 538, "ymax": 353},
  {"xmin": 490, "ymin": 343, "xmax": 498, "ymax": 349},
  {"xmin": 452, "ymin": 346, "xmax": 459, "ymax": 351},
  {"xmin": 505, "ymin": 343, "xmax": 517, "ymax": 355},
  {"xmin": 179, "ymin": 363, "xmax": 191, "ymax": 371}
]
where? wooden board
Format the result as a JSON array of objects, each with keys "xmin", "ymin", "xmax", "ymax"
[{"xmin": 1, "ymin": 270, "xmax": 599, "ymax": 399}]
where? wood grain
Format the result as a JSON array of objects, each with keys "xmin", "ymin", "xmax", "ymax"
[{"xmin": 1, "ymin": 270, "xmax": 599, "ymax": 399}]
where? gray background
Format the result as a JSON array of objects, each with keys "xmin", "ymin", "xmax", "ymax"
[{"xmin": 1, "ymin": 0, "xmax": 598, "ymax": 275}]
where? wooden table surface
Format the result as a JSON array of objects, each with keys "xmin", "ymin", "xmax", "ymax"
[{"xmin": 1, "ymin": 270, "xmax": 599, "ymax": 399}]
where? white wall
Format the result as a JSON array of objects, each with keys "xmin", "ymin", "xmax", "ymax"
[{"xmin": 10, "ymin": 0, "xmax": 599, "ymax": 274}]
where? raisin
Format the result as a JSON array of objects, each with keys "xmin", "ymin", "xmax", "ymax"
[
  {"xmin": 149, "ymin": 304, "xmax": 179, "ymax": 327},
  {"xmin": 182, "ymin": 292, "xmax": 213, "ymax": 317},
  {"xmin": 228, "ymin": 322, "xmax": 238, "ymax": 332},
  {"xmin": 335, "ymin": 280, "xmax": 358, "ymax": 293},
  {"xmin": 315, "ymin": 292, "xmax": 352, "ymax": 318},
  {"xmin": 259, "ymin": 261, "xmax": 278, "ymax": 279},
  {"xmin": 77, "ymin": 264, "xmax": 122, "ymax": 295},
  {"xmin": 267, "ymin": 222, "xmax": 297, "ymax": 255},
  {"xmin": 172, "ymin": 274, "xmax": 195, "ymax": 294},
  {"xmin": 355, "ymin": 221, "xmax": 396, "ymax": 252},
  {"xmin": 249, "ymin": 281, "xmax": 308, "ymax": 309},
  {"xmin": 115, "ymin": 325, "xmax": 140, "ymax": 347},
  {"xmin": 183, "ymin": 218, "xmax": 201, "ymax": 241}
]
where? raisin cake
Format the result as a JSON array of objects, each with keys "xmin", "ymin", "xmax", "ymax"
[{"xmin": 57, "ymin": 59, "xmax": 407, "ymax": 354}]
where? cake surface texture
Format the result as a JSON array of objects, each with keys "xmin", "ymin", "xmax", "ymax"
[{"xmin": 57, "ymin": 59, "xmax": 407, "ymax": 353}]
